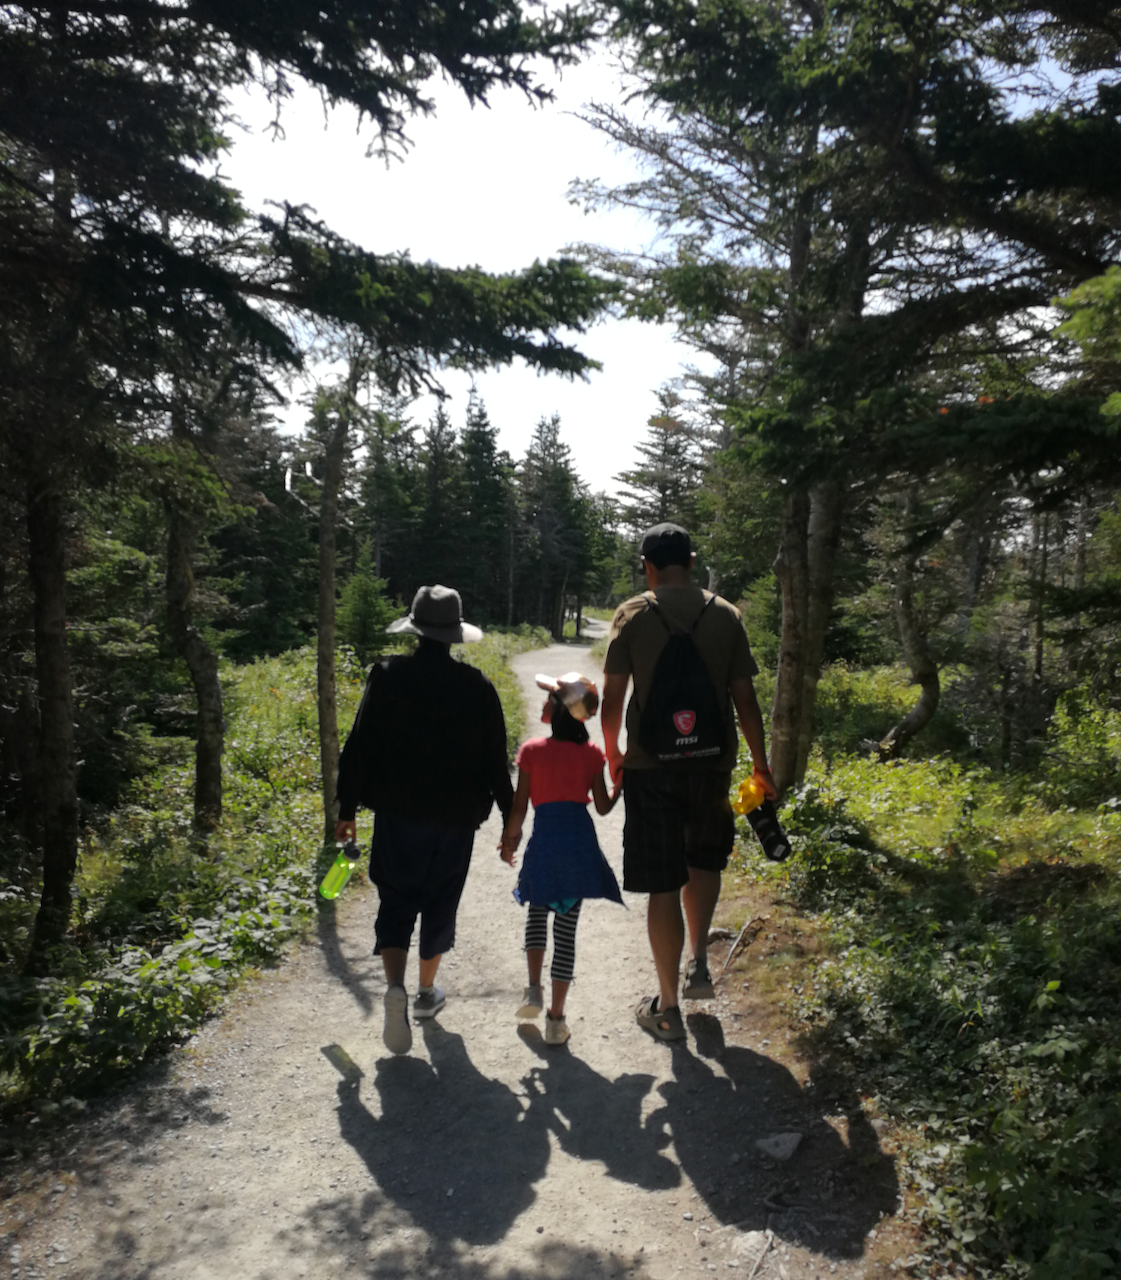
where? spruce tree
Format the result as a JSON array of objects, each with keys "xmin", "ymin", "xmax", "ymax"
[
  {"xmin": 615, "ymin": 390, "xmax": 706, "ymax": 540},
  {"xmin": 358, "ymin": 391, "xmax": 424, "ymax": 592},
  {"xmin": 415, "ymin": 406, "xmax": 466, "ymax": 592},
  {"xmin": 518, "ymin": 415, "xmax": 593, "ymax": 636},
  {"xmin": 337, "ymin": 543, "xmax": 398, "ymax": 666},
  {"xmin": 1, "ymin": 1, "xmax": 607, "ymax": 962},
  {"xmin": 584, "ymin": 0, "xmax": 1121, "ymax": 791},
  {"xmin": 460, "ymin": 391, "xmax": 515, "ymax": 621}
]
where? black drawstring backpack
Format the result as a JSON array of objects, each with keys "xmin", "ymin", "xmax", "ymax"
[{"xmin": 637, "ymin": 593, "xmax": 728, "ymax": 764}]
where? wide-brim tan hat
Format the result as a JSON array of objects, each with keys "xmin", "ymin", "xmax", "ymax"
[
  {"xmin": 535, "ymin": 671, "xmax": 599, "ymax": 721},
  {"xmin": 387, "ymin": 584, "xmax": 483, "ymax": 644}
]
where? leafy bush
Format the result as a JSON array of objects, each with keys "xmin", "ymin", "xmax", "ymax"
[
  {"xmin": 743, "ymin": 743, "xmax": 1121, "ymax": 1280},
  {"xmin": 737, "ymin": 572, "xmax": 781, "ymax": 671},
  {"xmin": 1, "ymin": 630, "xmax": 543, "ymax": 1111},
  {"xmin": 1038, "ymin": 691, "xmax": 1121, "ymax": 809},
  {"xmin": 807, "ymin": 663, "xmax": 973, "ymax": 761},
  {"xmin": 336, "ymin": 542, "xmax": 400, "ymax": 664}
]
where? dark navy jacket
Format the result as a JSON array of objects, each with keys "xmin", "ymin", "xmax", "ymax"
[{"xmin": 336, "ymin": 640, "xmax": 513, "ymax": 829}]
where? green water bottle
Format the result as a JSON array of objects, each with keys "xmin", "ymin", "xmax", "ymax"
[{"xmin": 319, "ymin": 841, "xmax": 360, "ymax": 899}]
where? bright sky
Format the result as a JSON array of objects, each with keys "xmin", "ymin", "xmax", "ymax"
[{"xmin": 223, "ymin": 53, "xmax": 706, "ymax": 495}]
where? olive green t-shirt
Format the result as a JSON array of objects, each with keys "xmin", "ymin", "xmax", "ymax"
[{"xmin": 604, "ymin": 586, "xmax": 759, "ymax": 771}]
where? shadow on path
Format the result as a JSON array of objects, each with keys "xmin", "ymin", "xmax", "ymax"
[
  {"xmin": 654, "ymin": 1013, "xmax": 898, "ymax": 1257},
  {"xmin": 335, "ymin": 1021, "xmax": 550, "ymax": 1244},
  {"xmin": 517, "ymin": 1025, "xmax": 679, "ymax": 1191},
  {"xmin": 317, "ymin": 886, "xmax": 376, "ymax": 1016}
]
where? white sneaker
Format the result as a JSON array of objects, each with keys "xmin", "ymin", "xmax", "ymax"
[
  {"xmin": 383, "ymin": 983, "xmax": 411, "ymax": 1055},
  {"xmin": 544, "ymin": 1012, "xmax": 570, "ymax": 1045},
  {"xmin": 516, "ymin": 985, "xmax": 544, "ymax": 1019},
  {"xmin": 413, "ymin": 985, "xmax": 446, "ymax": 1019}
]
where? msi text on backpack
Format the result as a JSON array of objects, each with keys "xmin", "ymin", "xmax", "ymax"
[{"xmin": 638, "ymin": 594, "xmax": 727, "ymax": 764}]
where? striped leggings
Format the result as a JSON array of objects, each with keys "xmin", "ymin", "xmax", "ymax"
[{"xmin": 524, "ymin": 900, "xmax": 582, "ymax": 983}]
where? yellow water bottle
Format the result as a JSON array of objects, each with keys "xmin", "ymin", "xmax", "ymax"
[
  {"xmin": 731, "ymin": 775, "xmax": 766, "ymax": 815},
  {"xmin": 319, "ymin": 841, "xmax": 360, "ymax": 900}
]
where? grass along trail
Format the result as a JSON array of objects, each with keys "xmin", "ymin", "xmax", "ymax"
[{"xmin": 1, "ymin": 638, "xmax": 905, "ymax": 1280}]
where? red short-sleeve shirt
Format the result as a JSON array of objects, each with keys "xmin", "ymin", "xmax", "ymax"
[{"xmin": 515, "ymin": 737, "xmax": 607, "ymax": 808}]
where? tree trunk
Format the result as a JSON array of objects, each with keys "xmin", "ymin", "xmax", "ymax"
[
  {"xmin": 166, "ymin": 504, "xmax": 223, "ymax": 833},
  {"xmin": 770, "ymin": 488, "xmax": 810, "ymax": 795},
  {"xmin": 999, "ymin": 663, "xmax": 1014, "ymax": 770},
  {"xmin": 794, "ymin": 480, "xmax": 844, "ymax": 781},
  {"xmin": 770, "ymin": 482, "xmax": 844, "ymax": 794},
  {"xmin": 768, "ymin": 119, "xmax": 829, "ymax": 797},
  {"xmin": 955, "ymin": 503, "xmax": 992, "ymax": 636},
  {"xmin": 1073, "ymin": 498, "xmax": 1087, "ymax": 590},
  {"xmin": 553, "ymin": 571, "xmax": 569, "ymax": 640},
  {"xmin": 13, "ymin": 678, "xmax": 42, "ymax": 853},
  {"xmin": 1032, "ymin": 511, "xmax": 1048, "ymax": 684},
  {"xmin": 875, "ymin": 543, "xmax": 940, "ymax": 759},
  {"xmin": 317, "ymin": 403, "xmax": 353, "ymax": 841},
  {"xmin": 506, "ymin": 516, "xmax": 516, "ymax": 627},
  {"xmin": 24, "ymin": 483, "xmax": 79, "ymax": 973}
]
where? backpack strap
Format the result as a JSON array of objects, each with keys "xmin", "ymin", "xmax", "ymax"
[{"xmin": 643, "ymin": 590, "xmax": 715, "ymax": 635}]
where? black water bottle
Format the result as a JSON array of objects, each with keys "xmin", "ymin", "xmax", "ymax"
[{"xmin": 746, "ymin": 799, "xmax": 792, "ymax": 862}]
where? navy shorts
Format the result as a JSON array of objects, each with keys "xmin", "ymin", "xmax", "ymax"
[
  {"xmin": 368, "ymin": 814, "xmax": 475, "ymax": 960},
  {"xmin": 622, "ymin": 769, "xmax": 734, "ymax": 894}
]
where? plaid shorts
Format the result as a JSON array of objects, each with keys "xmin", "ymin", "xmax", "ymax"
[{"xmin": 622, "ymin": 769, "xmax": 735, "ymax": 894}]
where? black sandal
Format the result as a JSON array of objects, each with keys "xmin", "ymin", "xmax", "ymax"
[{"xmin": 635, "ymin": 995, "xmax": 686, "ymax": 1041}]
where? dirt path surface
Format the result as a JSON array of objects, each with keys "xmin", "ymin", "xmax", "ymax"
[{"xmin": 3, "ymin": 641, "xmax": 904, "ymax": 1280}]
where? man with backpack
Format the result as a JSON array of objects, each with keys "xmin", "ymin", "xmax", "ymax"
[{"xmin": 601, "ymin": 523, "xmax": 777, "ymax": 1042}]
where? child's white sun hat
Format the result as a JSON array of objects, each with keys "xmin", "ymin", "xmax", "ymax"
[{"xmin": 535, "ymin": 671, "xmax": 599, "ymax": 721}]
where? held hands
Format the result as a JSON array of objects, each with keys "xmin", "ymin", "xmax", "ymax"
[
  {"xmin": 498, "ymin": 824, "xmax": 522, "ymax": 866},
  {"xmin": 606, "ymin": 749, "xmax": 624, "ymax": 789}
]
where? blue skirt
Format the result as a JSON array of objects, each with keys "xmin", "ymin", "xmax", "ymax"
[{"xmin": 514, "ymin": 802, "xmax": 623, "ymax": 909}]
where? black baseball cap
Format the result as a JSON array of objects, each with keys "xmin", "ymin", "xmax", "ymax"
[{"xmin": 640, "ymin": 522, "xmax": 692, "ymax": 568}]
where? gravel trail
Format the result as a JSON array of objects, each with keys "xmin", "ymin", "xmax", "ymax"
[{"xmin": 3, "ymin": 640, "xmax": 900, "ymax": 1280}]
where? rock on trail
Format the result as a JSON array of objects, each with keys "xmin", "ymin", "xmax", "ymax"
[{"xmin": 2, "ymin": 641, "xmax": 899, "ymax": 1280}]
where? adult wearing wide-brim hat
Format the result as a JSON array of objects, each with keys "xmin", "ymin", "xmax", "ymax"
[
  {"xmin": 337, "ymin": 584, "xmax": 511, "ymax": 1056},
  {"xmin": 386, "ymin": 584, "xmax": 484, "ymax": 644}
]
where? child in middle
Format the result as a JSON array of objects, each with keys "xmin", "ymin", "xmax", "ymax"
[{"xmin": 500, "ymin": 672, "xmax": 622, "ymax": 1046}]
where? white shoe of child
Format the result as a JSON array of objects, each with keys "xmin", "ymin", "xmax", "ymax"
[
  {"xmin": 516, "ymin": 984, "xmax": 544, "ymax": 1019},
  {"xmin": 544, "ymin": 1012, "xmax": 570, "ymax": 1045}
]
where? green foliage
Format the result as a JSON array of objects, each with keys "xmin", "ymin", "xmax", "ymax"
[
  {"xmin": 0, "ymin": 628, "xmax": 539, "ymax": 1110},
  {"xmin": 346, "ymin": 393, "xmax": 620, "ymax": 635},
  {"xmin": 0, "ymin": 650, "xmax": 332, "ymax": 1108},
  {"xmin": 809, "ymin": 663, "xmax": 969, "ymax": 761},
  {"xmin": 738, "ymin": 572, "xmax": 780, "ymax": 671},
  {"xmin": 209, "ymin": 427, "xmax": 320, "ymax": 662},
  {"xmin": 336, "ymin": 542, "xmax": 399, "ymax": 665},
  {"xmin": 1039, "ymin": 693, "xmax": 1121, "ymax": 810},
  {"xmin": 1056, "ymin": 268, "xmax": 1121, "ymax": 416},
  {"xmin": 615, "ymin": 389, "xmax": 706, "ymax": 538},
  {"xmin": 516, "ymin": 414, "xmax": 599, "ymax": 637},
  {"xmin": 732, "ymin": 669, "xmax": 1121, "ymax": 1280},
  {"xmin": 452, "ymin": 626, "xmax": 551, "ymax": 756},
  {"xmin": 65, "ymin": 511, "xmax": 195, "ymax": 807}
]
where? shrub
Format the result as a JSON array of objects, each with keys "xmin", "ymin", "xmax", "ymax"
[
  {"xmin": 746, "ymin": 742, "xmax": 1121, "ymax": 1280},
  {"xmin": 336, "ymin": 542, "xmax": 400, "ymax": 665},
  {"xmin": 1, "ymin": 630, "xmax": 543, "ymax": 1111}
]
